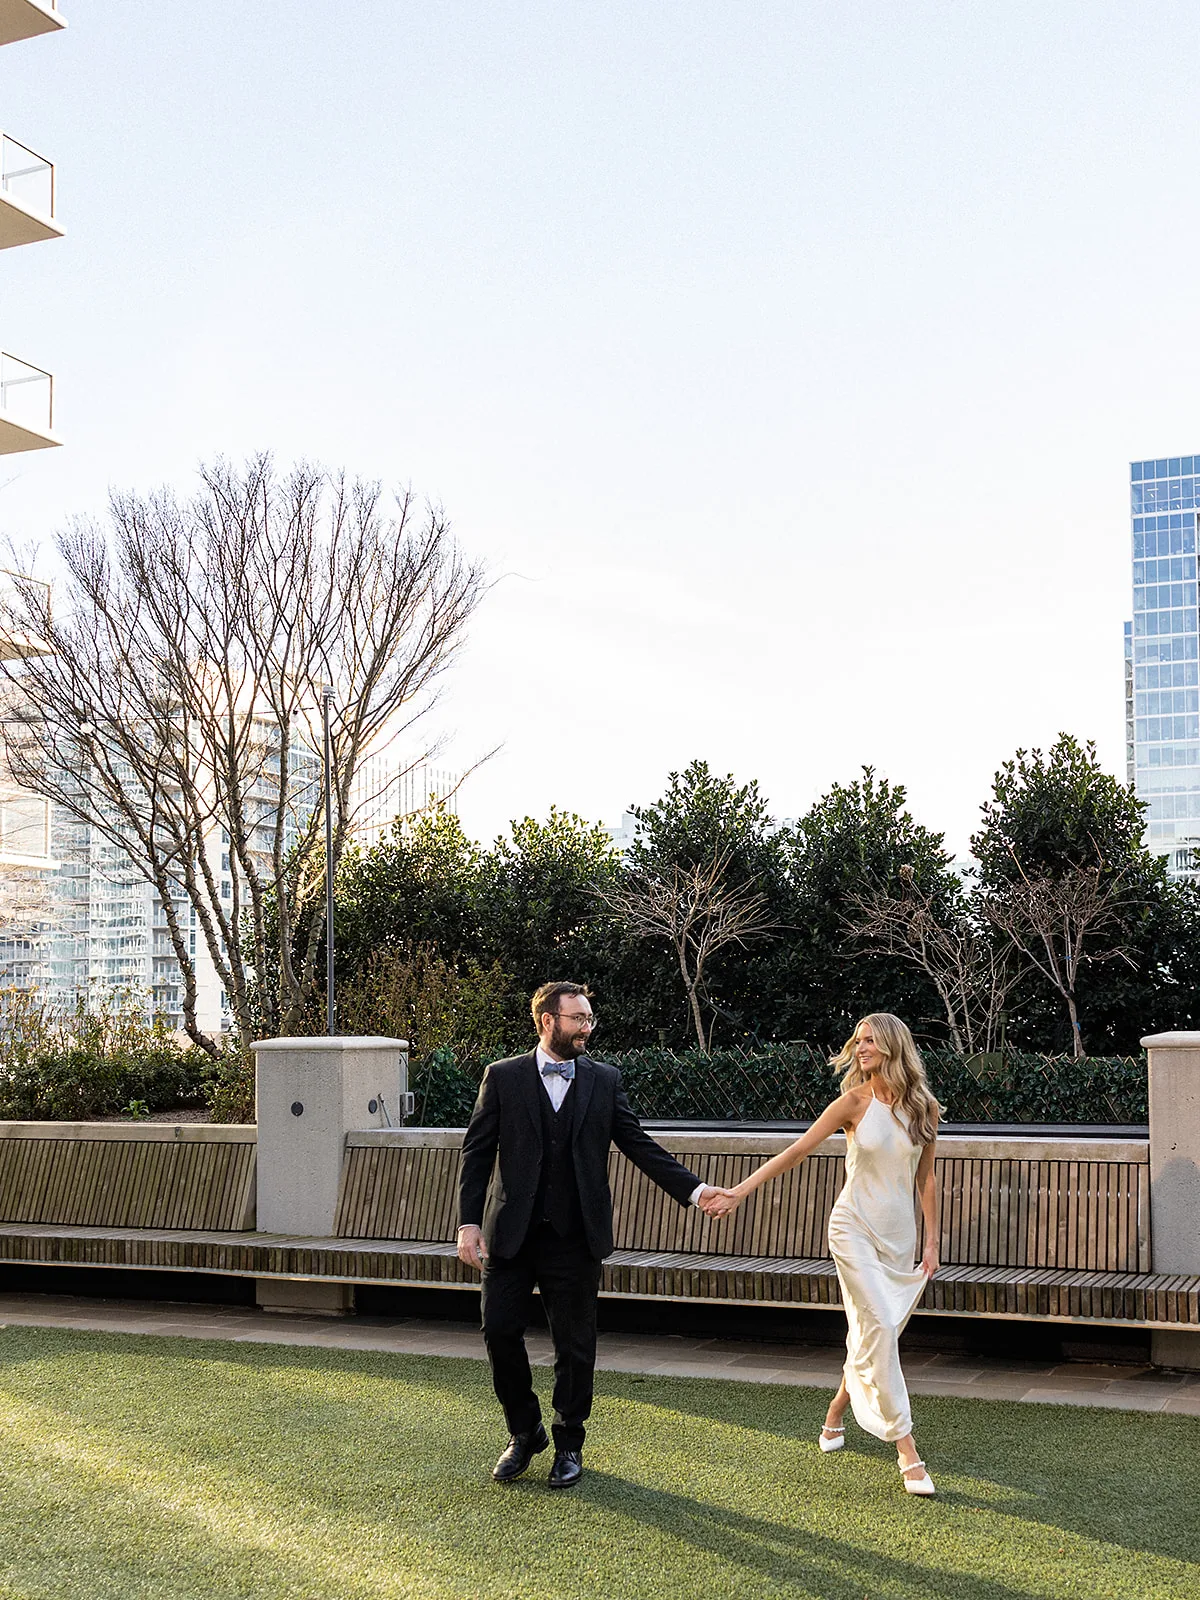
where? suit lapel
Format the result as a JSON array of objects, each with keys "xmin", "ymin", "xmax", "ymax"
[
  {"xmin": 570, "ymin": 1054, "xmax": 595, "ymax": 1144},
  {"xmin": 518, "ymin": 1051, "xmax": 543, "ymax": 1148}
]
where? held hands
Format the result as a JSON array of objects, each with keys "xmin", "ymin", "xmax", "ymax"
[
  {"xmin": 699, "ymin": 1186, "xmax": 745, "ymax": 1219},
  {"xmin": 457, "ymin": 1224, "xmax": 488, "ymax": 1272}
]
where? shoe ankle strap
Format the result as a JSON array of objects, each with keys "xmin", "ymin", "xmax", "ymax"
[{"xmin": 899, "ymin": 1460, "xmax": 926, "ymax": 1473}]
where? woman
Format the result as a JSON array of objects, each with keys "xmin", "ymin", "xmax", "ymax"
[{"xmin": 704, "ymin": 1013, "xmax": 941, "ymax": 1495}]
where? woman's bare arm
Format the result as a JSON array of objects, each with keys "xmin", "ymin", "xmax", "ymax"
[
  {"xmin": 915, "ymin": 1115, "xmax": 940, "ymax": 1277},
  {"xmin": 702, "ymin": 1091, "xmax": 864, "ymax": 1215}
]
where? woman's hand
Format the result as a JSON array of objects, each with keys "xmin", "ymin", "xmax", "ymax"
[
  {"xmin": 920, "ymin": 1243, "xmax": 939, "ymax": 1280},
  {"xmin": 701, "ymin": 1186, "xmax": 745, "ymax": 1219}
]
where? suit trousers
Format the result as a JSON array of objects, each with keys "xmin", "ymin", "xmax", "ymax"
[{"xmin": 480, "ymin": 1221, "xmax": 602, "ymax": 1451}]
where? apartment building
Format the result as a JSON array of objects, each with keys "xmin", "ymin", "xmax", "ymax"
[
  {"xmin": 349, "ymin": 748, "xmax": 459, "ymax": 846},
  {"xmin": 1124, "ymin": 454, "xmax": 1200, "ymax": 879},
  {"xmin": 0, "ymin": 0, "xmax": 64, "ymax": 455},
  {"xmin": 0, "ymin": 5, "xmax": 63, "ymax": 994}
]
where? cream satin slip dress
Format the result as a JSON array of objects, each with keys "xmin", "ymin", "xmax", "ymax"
[{"xmin": 827, "ymin": 1093, "xmax": 928, "ymax": 1442}]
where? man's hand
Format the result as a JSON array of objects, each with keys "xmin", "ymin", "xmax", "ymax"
[
  {"xmin": 457, "ymin": 1224, "xmax": 488, "ymax": 1271},
  {"xmin": 700, "ymin": 1186, "xmax": 744, "ymax": 1219}
]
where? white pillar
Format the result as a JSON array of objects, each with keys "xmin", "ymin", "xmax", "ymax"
[
  {"xmin": 1142, "ymin": 1031, "xmax": 1200, "ymax": 1369},
  {"xmin": 252, "ymin": 1035, "xmax": 409, "ymax": 1315}
]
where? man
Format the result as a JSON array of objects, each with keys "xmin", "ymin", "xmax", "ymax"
[{"xmin": 457, "ymin": 981, "xmax": 717, "ymax": 1489}]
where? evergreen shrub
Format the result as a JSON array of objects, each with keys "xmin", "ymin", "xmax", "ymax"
[
  {"xmin": 409, "ymin": 1041, "xmax": 1148, "ymax": 1126},
  {"xmin": 0, "ymin": 989, "xmax": 211, "ymax": 1121}
]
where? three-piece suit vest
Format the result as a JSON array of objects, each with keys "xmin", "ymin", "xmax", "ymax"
[{"xmin": 531, "ymin": 1081, "xmax": 584, "ymax": 1240}]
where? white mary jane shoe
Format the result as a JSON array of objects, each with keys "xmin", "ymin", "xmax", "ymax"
[
  {"xmin": 899, "ymin": 1458, "xmax": 936, "ymax": 1496},
  {"xmin": 818, "ymin": 1426, "xmax": 845, "ymax": 1453}
]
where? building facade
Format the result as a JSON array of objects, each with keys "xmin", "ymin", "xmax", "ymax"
[
  {"xmin": 0, "ymin": 0, "xmax": 64, "ymax": 456},
  {"xmin": 38, "ymin": 722, "xmax": 325, "ymax": 1036},
  {"xmin": 0, "ymin": 6, "xmax": 65, "ymax": 992},
  {"xmin": 1126, "ymin": 454, "xmax": 1200, "ymax": 878},
  {"xmin": 348, "ymin": 750, "xmax": 458, "ymax": 846}
]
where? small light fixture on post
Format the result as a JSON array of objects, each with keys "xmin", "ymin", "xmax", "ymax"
[{"xmin": 321, "ymin": 683, "xmax": 337, "ymax": 1037}]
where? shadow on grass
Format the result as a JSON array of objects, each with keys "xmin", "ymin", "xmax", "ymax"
[
  {"xmin": 577, "ymin": 1469, "xmax": 1048, "ymax": 1600},
  {"xmin": 596, "ymin": 1369, "xmax": 1200, "ymax": 1559}
]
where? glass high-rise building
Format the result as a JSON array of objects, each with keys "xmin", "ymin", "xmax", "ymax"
[{"xmin": 1127, "ymin": 455, "xmax": 1200, "ymax": 877}]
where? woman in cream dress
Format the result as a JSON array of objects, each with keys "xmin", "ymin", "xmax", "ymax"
[{"xmin": 703, "ymin": 1013, "xmax": 941, "ymax": 1495}]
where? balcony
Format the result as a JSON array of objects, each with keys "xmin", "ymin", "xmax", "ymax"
[
  {"xmin": 0, "ymin": 132, "xmax": 62, "ymax": 248},
  {"xmin": 0, "ymin": 1, "xmax": 65, "ymax": 49},
  {"xmin": 0, "ymin": 787, "xmax": 57, "ymax": 869},
  {"xmin": 0, "ymin": 569, "xmax": 51, "ymax": 657},
  {"xmin": 0, "ymin": 351, "xmax": 60, "ymax": 452}
]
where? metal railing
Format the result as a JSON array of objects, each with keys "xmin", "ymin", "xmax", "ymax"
[
  {"xmin": 0, "ymin": 133, "xmax": 54, "ymax": 220},
  {"xmin": 0, "ymin": 352, "xmax": 53, "ymax": 433}
]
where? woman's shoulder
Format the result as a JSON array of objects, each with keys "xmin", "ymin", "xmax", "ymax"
[
  {"xmin": 834, "ymin": 1085, "xmax": 875, "ymax": 1126},
  {"xmin": 841, "ymin": 1084, "xmax": 874, "ymax": 1109}
]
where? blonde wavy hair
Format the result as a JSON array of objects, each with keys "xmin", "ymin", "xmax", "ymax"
[{"xmin": 832, "ymin": 1012, "xmax": 942, "ymax": 1147}]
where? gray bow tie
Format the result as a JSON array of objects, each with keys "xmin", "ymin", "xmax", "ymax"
[{"xmin": 541, "ymin": 1059, "xmax": 575, "ymax": 1081}]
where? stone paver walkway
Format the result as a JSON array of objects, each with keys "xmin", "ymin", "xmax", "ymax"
[{"xmin": 1, "ymin": 1291, "xmax": 1197, "ymax": 1415}]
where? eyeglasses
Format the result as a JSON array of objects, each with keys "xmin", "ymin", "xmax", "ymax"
[{"xmin": 554, "ymin": 1012, "xmax": 597, "ymax": 1029}]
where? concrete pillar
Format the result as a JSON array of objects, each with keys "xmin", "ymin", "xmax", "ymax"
[
  {"xmin": 1142, "ymin": 1031, "xmax": 1200, "ymax": 1369},
  {"xmin": 252, "ymin": 1035, "xmax": 409, "ymax": 1315}
]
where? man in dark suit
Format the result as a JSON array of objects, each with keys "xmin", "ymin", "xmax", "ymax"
[{"xmin": 457, "ymin": 980, "xmax": 715, "ymax": 1489}]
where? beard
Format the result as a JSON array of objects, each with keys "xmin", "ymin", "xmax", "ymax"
[{"xmin": 548, "ymin": 1020, "xmax": 588, "ymax": 1060}]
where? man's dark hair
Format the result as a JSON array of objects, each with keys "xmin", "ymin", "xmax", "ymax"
[{"xmin": 531, "ymin": 981, "xmax": 592, "ymax": 1030}]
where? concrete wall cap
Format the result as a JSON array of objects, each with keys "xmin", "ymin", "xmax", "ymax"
[
  {"xmin": 1141, "ymin": 1031, "xmax": 1200, "ymax": 1048},
  {"xmin": 252, "ymin": 1036, "xmax": 409, "ymax": 1052},
  {"xmin": 0, "ymin": 1122, "xmax": 256, "ymax": 1142},
  {"xmin": 344, "ymin": 1128, "xmax": 1148, "ymax": 1162}
]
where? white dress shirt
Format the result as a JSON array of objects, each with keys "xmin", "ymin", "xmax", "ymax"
[
  {"xmin": 535, "ymin": 1045, "xmax": 575, "ymax": 1112},
  {"xmin": 536, "ymin": 1046, "xmax": 707, "ymax": 1206}
]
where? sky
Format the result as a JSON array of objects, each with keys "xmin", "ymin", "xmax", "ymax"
[{"xmin": 2, "ymin": 1, "xmax": 1197, "ymax": 855}]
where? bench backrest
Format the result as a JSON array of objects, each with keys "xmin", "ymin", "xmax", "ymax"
[
  {"xmin": 336, "ymin": 1133, "xmax": 1151, "ymax": 1274},
  {"xmin": 931, "ymin": 1150, "xmax": 1148, "ymax": 1273},
  {"xmin": 337, "ymin": 1139, "xmax": 460, "ymax": 1243},
  {"xmin": 0, "ymin": 1126, "xmax": 257, "ymax": 1231}
]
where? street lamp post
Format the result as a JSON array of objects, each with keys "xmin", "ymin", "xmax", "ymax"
[{"xmin": 321, "ymin": 685, "xmax": 337, "ymax": 1036}]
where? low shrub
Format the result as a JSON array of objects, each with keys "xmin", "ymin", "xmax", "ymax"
[
  {"xmin": 0, "ymin": 987, "xmax": 210, "ymax": 1120},
  {"xmin": 203, "ymin": 1050, "xmax": 255, "ymax": 1124},
  {"xmin": 409, "ymin": 1043, "xmax": 486, "ymax": 1127},
  {"xmin": 0, "ymin": 1046, "xmax": 209, "ymax": 1121}
]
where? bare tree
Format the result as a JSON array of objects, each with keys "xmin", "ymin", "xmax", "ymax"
[
  {"xmin": 0, "ymin": 455, "xmax": 485, "ymax": 1053},
  {"xmin": 845, "ymin": 866, "xmax": 1025, "ymax": 1055},
  {"xmin": 596, "ymin": 850, "xmax": 778, "ymax": 1053},
  {"xmin": 982, "ymin": 848, "xmax": 1135, "ymax": 1059}
]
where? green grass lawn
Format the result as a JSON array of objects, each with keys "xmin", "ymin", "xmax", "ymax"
[{"xmin": 0, "ymin": 1325, "xmax": 1196, "ymax": 1600}]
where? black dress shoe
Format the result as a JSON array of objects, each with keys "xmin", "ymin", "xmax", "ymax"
[
  {"xmin": 548, "ymin": 1449, "xmax": 583, "ymax": 1489},
  {"xmin": 492, "ymin": 1424, "xmax": 549, "ymax": 1482}
]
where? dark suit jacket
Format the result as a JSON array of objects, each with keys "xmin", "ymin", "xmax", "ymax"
[{"xmin": 458, "ymin": 1051, "xmax": 702, "ymax": 1260}]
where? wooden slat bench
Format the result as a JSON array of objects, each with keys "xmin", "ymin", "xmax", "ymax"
[
  {"xmin": 0, "ymin": 1122, "xmax": 257, "ymax": 1232},
  {"xmin": 0, "ymin": 1125, "xmax": 1195, "ymax": 1334},
  {"xmin": 326, "ymin": 1129, "xmax": 1195, "ymax": 1330},
  {"xmin": 0, "ymin": 1221, "xmax": 1195, "ymax": 1329}
]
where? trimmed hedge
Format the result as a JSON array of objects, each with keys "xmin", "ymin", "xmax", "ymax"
[
  {"xmin": 0, "ymin": 1034, "xmax": 1148, "ymax": 1127},
  {"xmin": 409, "ymin": 1042, "xmax": 1148, "ymax": 1127}
]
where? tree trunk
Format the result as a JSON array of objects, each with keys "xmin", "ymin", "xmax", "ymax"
[
  {"xmin": 1066, "ymin": 993, "xmax": 1084, "ymax": 1060},
  {"xmin": 676, "ymin": 942, "xmax": 708, "ymax": 1055}
]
